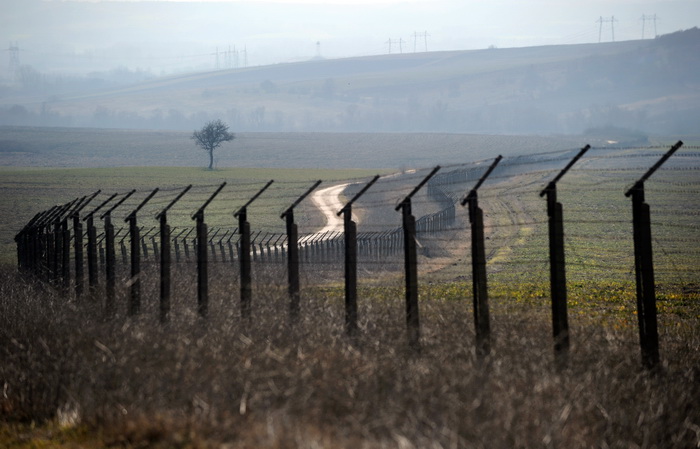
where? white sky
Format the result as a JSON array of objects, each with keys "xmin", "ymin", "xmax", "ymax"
[{"xmin": 2, "ymin": 0, "xmax": 699, "ymax": 73}]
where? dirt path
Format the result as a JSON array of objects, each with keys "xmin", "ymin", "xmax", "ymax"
[{"xmin": 310, "ymin": 182, "xmax": 351, "ymax": 234}]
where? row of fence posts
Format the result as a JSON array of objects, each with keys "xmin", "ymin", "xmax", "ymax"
[{"xmin": 14, "ymin": 141, "xmax": 684, "ymax": 369}]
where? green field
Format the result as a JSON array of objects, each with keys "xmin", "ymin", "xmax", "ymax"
[
  {"xmin": 0, "ymin": 165, "xmax": 384, "ymax": 264},
  {"xmin": 1, "ymin": 135, "xmax": 699, "ymax": 448}
]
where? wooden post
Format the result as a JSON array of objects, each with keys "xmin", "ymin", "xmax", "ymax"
[{"xmin": 624, "ymin": 141, "xmax": 683, "ymax": 369}]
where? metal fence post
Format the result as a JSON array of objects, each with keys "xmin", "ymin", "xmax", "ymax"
[
  {"xmin": 396, "ymin": 166, "xmax": 440, "ymax": 349},
  {"xmin": 338, "ymin": 175, "xmax": 380, "ymax": 337},
  {"xmin": 625, "ymin": 140, "xmax": 683, "ymax": 369},
  {"xmin": 100, "ymin": 190, "xmax": 136, "ymax": 318},
  {"xmin": 539, "ymin": 145, "xmax": 589, "ymax": 369},
  {"xmin": 460, "ymin": 156, "xmax": 502, "ymax": 358},
  {"xmin": 192, "ymin": 182, "xmax": 227, "ymax": 319},
  {"xmin": 73, "ymin": 191, "xmax": 100, "ymax": 299},
  {"xmin": 281, "ymin": 180, "xmax": 322, "ymax": 322},
  {"xmin": 234, "ymin": 180, "xmax": 274, "ymax": 320},
  {"xmin": 155, "ymin": 185, "xmax": 191, "ymax": 324},
  {"xmin": 84, "ymin": 193, "xmax": 118, "ymax": 296},
  {"xmin": 124, "ymin": 188, "xmax": 159, "ymax": 316}
]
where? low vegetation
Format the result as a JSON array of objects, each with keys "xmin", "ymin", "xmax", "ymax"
[
  {"xmin": 2, "ymin": 142, "xmax": 698, "ymax": 447},
  {"xmin": 1, "ymin": 266, "xmax": 699, "ymax": 448}
]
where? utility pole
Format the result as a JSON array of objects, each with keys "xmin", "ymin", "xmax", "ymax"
[
  {"xmin": 386, "ymin": 38, "xmax": 404, "ymax": 54},
  {"xmin": 596, "ymin": 16, "xmax": 617, "ymax": 42},
  {"xmin": 413, "ymin": 31, "xmax": 430, "ymax": 52},
  {"xmin": 7, "ymin": 41, "xmax": 20, "ymax": 81}
]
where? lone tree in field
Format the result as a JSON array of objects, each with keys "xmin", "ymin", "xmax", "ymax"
[{"xmin": 191, "ymin": 119, "xmax": 235, "ymax": 170}]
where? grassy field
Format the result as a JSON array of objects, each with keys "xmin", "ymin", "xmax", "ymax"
[
  {"xmin": 1, "ymin": 264, "xmax": 699, "ymax": 448},
  {"xmin": 1, "ymin": 137, "xmax": 699, "ymax": 447},
  {"xmin": 0, "ymin": 166, "xmax": 384, "ymax": 265},
  {"xmin": 0, "ymin": 126, "xmax": 607, "ymax": 169}
]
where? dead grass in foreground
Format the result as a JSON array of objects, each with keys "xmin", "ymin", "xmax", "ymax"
[{"xmin": 1, "ymin": 266, "xmax": 699, "ymax": 449}]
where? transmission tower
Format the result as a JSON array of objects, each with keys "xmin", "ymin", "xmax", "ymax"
[
  {"xmin": 596, "ymin": 16, "xmax": 618, "ymax": 42},
  {"xmin": 413, "ymin": 31, "xmax": 430, "ymax": 52},
  {"xmin": 641, "ymin": 14, "xmax": 659, "ymax": 39},
  {"xmin": 386, "ymin": 38, "xmax": 404, "ymax": 54},
  {"xmin": 7, "ymin": 41, "xmax": 20, "ymax": 80}
]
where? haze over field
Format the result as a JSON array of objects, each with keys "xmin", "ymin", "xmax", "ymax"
[
  {"xmin": 2, "ymin": 0, "xmax": 699, "ymax": 72},
  {"xmin": 1, "ymin": 0, "xmax": 699, "ymax": 135}
]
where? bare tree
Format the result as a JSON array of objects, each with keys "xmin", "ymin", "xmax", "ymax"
[{"xmin": 191, "ymin": 119, "xmax": 235, "ymax": 170}]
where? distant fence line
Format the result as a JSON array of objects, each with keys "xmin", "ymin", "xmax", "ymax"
[{"xmin": 14, "ymin": 141, "xmax": 700, "ymax": 369}]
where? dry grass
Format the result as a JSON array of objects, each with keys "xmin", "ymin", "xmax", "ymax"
[{"xmin": 1, "ymin": 265, "xmax": 699, "ymax": 448}]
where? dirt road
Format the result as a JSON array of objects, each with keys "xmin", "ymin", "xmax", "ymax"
[{"xmin": 310, "ymin": 182, "xmax": 351, "ymax": 234}]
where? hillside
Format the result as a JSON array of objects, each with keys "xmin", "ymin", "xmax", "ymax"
[{"xmin": 1, "ymin": 28, "xmax": 699, "ymax": 135}]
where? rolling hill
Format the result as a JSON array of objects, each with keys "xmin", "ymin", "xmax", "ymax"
[{"xmin": 1, "ymin": 28, "xmax": 699, "ymax": 136}]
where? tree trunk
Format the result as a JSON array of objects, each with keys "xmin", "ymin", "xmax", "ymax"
[{"xmin": 208, "ymin": 149, "xmax": 214, "ymax": 170}]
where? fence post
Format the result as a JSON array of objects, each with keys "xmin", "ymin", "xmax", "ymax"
[
  {"xmin": 14, "ymin": 211, "xmax": 44, "ymax": 275},
  {"xmin": 60, "ymin": 204, "xmax": 75, "ymax": 294},
  {"xmin": 192, "ymin": 182, "xmax": 227, "ymax": 319},
  {"xmin": 50, "ymin": 200, "xmax": 79, "ymax": 291},
  {"xmin": 625, "ymin": 140, "xmax": 683, "ymax": 369},
  {"xmin": 100, "ymin": 190, "xmax": 136, "ymax": 318},
  {"xmin": 539, "ymin": 145, "xmax": 589, "ymax": 369},
  {"xmin": 154, "ymin": 185, "xmax": 191, "ymax": 324},
  {"xmin": 281, "ymin": 180, "xmax": 322, "ymax": 322},
  {"xmin": 460, "ymin": 156, "xmax": 502, "ymax": 358},
  {"xmin": 124, "ymin": 188, "xmax": 159, "ymax": 316},
  {"xmin": 83, "ymin": 193, "xmax": 118, "ymax": 296},
  {"xmin": 338, "ymin": 175, "xmax": 380, "ymax": 337},
  {"xmin": 234, "ymin": 180, "xmax": 274, "ymax": 320},
  {"xmin": 395, "ymin": 166, "xmax": 440, "ymax": 349},
  {"xmin": 72, "ymin": 191, "xmax": 100, "ymax": 299}
]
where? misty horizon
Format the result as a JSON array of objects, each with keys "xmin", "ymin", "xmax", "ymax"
[{"xmin": 2, "ymin": 0, "xmax": 699, "ymax": 77}]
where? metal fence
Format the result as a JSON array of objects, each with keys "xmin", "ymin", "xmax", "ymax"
[{"xmin": 14, "ymin": 141, "xmax": 700, "ymax": 369}]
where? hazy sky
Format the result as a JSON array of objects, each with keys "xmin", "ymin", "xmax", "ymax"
[{"xmin": 2, "ymin": 0, "xmax": 699, "ymax": 75}]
